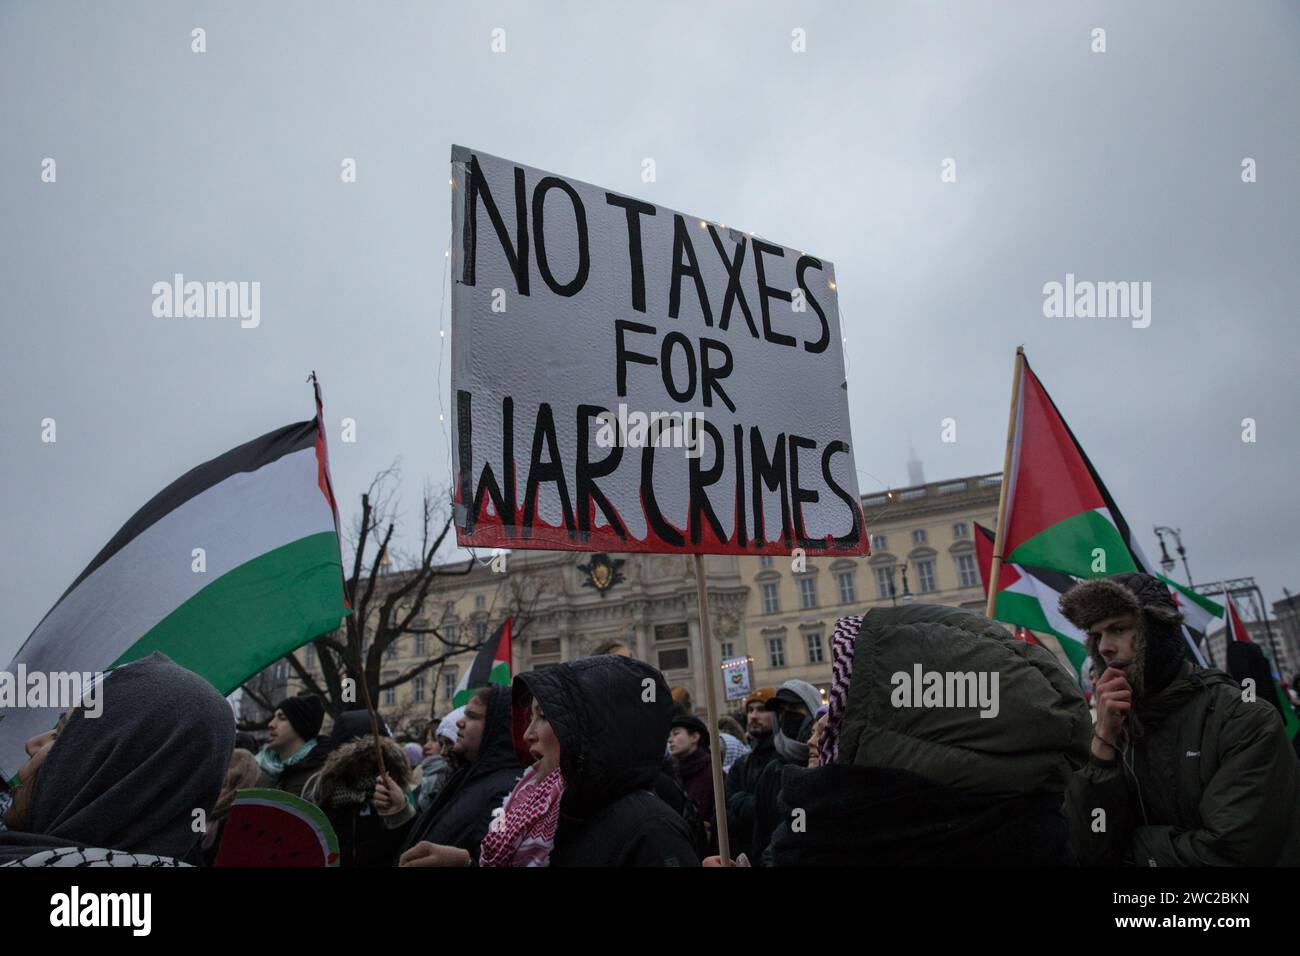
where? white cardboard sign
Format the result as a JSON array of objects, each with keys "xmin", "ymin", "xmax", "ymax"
[{"xmin": 450, "ymin": 145, "xmax": 866, "ymax": 557}]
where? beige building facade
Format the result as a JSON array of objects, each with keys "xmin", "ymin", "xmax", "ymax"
[{"xmin": 286, "ymin": 471, "xmax": 1005, "ymax": 731}]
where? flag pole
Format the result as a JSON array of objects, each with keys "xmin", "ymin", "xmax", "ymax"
[
  {"xmin": 986, "ymin": 346, "xmax": 1025, "ymax": 619},
  {"xmin": 692, "ymin": 552, "xmax": 732, "ymax": 866}
]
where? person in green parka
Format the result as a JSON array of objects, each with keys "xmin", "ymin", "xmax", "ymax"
[{"xmin": 1061, "ymin": 572, "xmax": 1300, "ymax": 866}]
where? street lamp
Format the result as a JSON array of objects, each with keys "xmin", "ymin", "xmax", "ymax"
[
  {"xmin": 1153, "ymin": 526, "xmax": 1193, "ymax": 586},
  {"xmin": 899, "ymin": 562, "xmax": 914, "ymax": 603}
]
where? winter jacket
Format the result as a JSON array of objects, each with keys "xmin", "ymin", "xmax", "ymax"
[
  {"xmin": 397, "ymin": 685, "xmax": 521, "ymax": 862},
  {"xmin": 673, "ymin": 746, "xmax": 715, "ymax": 824},
  {"xmin": 769, "ymin": 604, "xmax": 1091, "ymax": 866},
  {"xmin": 724, "ymin": 733, "xmax": 777, "ymax": 860},
  {"xmin": 770, "ymin": 763, "xmax": 1076, "ymax": 865},
  {"xmin": 1066, "ymin": 665, "xmax": 1300, "ymax": 866},
  {"xmin": 259, "ymin": 737, "xmax": 331, "ymax": 799},
  {"xmin": 514, "ymin": 657, "xmax": 701, "ymax": 867}
]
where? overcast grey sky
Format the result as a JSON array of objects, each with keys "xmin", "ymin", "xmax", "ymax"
[{"xmin": 3, "ymin": 0, "xmax": 1298, "ymax": 664}]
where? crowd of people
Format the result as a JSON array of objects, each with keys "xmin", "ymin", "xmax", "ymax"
[{"xmin": 0, "ymin": 571, "xmax": 1296, "ymax": 867}]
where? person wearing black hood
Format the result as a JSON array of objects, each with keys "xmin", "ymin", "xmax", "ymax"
[
  {"xmin": 0, "ymin": 652, "xmax": 233, "ymax": 866},
  {"xmin": 256, "ymin": 692, "xmax": 329, "ymax": 798},
  {"xmin": 1061, "ymin": 572, "xmax": 1300, "ymax": 866},
  {"xmin": 393, "ymin": 685, "xmax": 520, "ymax": 863},
  {"xmin": 401, "ymin": 656, "xmax": 700, "ymax": 866}
]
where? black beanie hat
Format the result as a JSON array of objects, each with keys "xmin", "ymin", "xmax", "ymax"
[{"xmin": 275, "ymin": 693, "xmax": 325, "ymax": 742}]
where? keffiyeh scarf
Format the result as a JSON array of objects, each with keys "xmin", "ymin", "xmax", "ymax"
[
  {"xmin": 819, "ymin": 615, "xmax": 864, "ymax": 766},
  {"xmin": 479, "ymin": 765, "xmax": 566, "ymax": 868}
]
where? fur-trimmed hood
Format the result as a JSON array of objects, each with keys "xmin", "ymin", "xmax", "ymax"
[
  {"xmin": 307, "ymin": 736, "xmax": 411, "ymax": 809},
  {"xmin": 1058, "ymin": 573, "xmax": 1186, "ymax": 698}
]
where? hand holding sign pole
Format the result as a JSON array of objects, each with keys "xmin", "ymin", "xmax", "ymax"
[{"xmin": 449, "ymin": 146, "xmax": 868, "ymax": 866}]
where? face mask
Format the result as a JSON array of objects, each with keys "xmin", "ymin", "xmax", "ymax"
[{"xmin": 778, "ymin": 710, "xmax": 807, "ymax": 740}]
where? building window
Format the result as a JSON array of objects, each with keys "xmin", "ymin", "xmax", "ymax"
[
  {"xmin": 382, "ymin": 673, "xmax": 397, "ymax": 708},
  {"xmin": 806, "ymin": 631, "xmax": 824, "ymax": 663},
  {"xmin": 475, "ymin": 594, "xmax": 486, "ymax": 610},
  {"xmin": 870, "ymin": 533, "xmax": 887, "ymax": 550},
  {"xmin": 837, "ymin": 571, "xmax": 856, "ymax": 604},
  {"xmin": 474, "ymin": 620, "xmax": 487, "ymax": 641},
  {"xmin": 767, "ymin": 636, "xmax": 786, "ymax": 668},
  {"xmin": 799, "ymin": 577, "xmax": 817, "ymax": 609},
  {"xmin": 759, "ymin": 555, "xmax": 774, "ymax": 568},
  {"xmin": 953, "ymin": 521, "xmax": 969, "ymax": 539},
  {"xmin": 912, "ymin": 529, "xmax": 928, "ymax": 545},
  {"xmin": 657, "ymin": 648, "xmax": 689, "ymax": 671},
  {"xmin": 875, "ymin": 566, "xmax": 894, "ymax": 599},
  {"xmin": 442, "ymin": 669, "xmax": 457, "ymax": 701},
  {"xmin": 413, "ymin": 675, "xmax": 426, "ymax": 703},
  {"xmin": 720, "ymin": 641, "xmax": 735, "ymax": 659},
  {"xmin": 917, "ymin": 559, "xmax": 936, "ymax": 593},
  {"xmin": 762, "ymin": 582, "xmax": 780, "ymax": 614},
  {"xmin": 956, "ymin": 553, "xmax": 979, "ymax": 588},
  {"xmin": 445, "ymin": 600, "xmax": 455, "ymax": 615},
  {"xmin": 655, "ymin": 622, "xmax": 688, "ymax": 642},
  {"xmin": 305, "ymin": 644, "xmax": 316, "ymax": 667},
  {"xmin": 385, "ymin": 640, "xmax": 399, "ymax": 660},
  {"xmin": 531, "ymin": 638, "xmax": 560, "ymax": 656},
  {"xmin": 443, "ymin": 623, "xmax": 457, "ymax": 645},
  {"xmin": 415, "ymin": 633, "xmax": 426, "ymax": 656}
]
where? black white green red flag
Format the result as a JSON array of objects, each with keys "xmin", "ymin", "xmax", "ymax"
[
  {"xmin": 1223, "ymin": 590, "xmax": 1299, "ymax": 741},
  {"xmin": 976, "ymin": 522, "xmax": 1089, "ymax": 675},
  {"xmin": 0, "ymin": 381, "xmax": 350, "ymax": 780},
  {"xmin": 451, "ymin": 617, "xmax": 513, "ymax": 707},
  {"xmin": 998, "ymin": 356, "xmax": 1152, "ymax": 580}
]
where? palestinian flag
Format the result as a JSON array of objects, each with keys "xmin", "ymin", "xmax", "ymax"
[
  {"xmin": 998, "ymin": 354, "xmax": 1150, "ymax": 580},
  {"xmin": 976, "ymin": 522, "xmax": 1089, "ymax": 675},
  {"xmin": 1161, "ymin": 575, "xmax": 1222, "ymax": 636},
  {"xmin": 0, "ymin": 380, "xmax": 349, "ymax": 779},
  {"xmin": 451, "ymin": 617, "xmax": 513, "ymax": 706},
  {"xmin": 1223, "ymin": 592, "xmax": 1300, "ymax": 741},
  {"xmin": 1014, "ymin": 627, "xmax": 1044, "ymax": 648},
  {"xmin": 1160, "ymin": 575, "xmax": 1221, "ymax": 663},
  {"xmin": 1224, "ymin": 591, "xmax": 1253, "ymax": 646}
]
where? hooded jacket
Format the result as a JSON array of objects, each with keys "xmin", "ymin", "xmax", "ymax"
[
  {"xmin": 0, "ymin": 653, "xmax": 234, "ymax": 865},
  {"xmin": 397, "ymin": 685, "xmax": 519, "ymax": 862},
  {"xmin": 1060, "ymin": 575, "xmax": 1300, "ymax": 866},
  {"xmin": 513, "ymin": 657, "xmax": 700, "ymax": 867},
  {"xmin": 769, "ymin": 605, "xmax": 1091, "ymax": 866}
]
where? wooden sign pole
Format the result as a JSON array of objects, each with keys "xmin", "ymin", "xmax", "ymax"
[{"xmin": 692, "ymin": 553, "xmax": 732, "ymax": 866}]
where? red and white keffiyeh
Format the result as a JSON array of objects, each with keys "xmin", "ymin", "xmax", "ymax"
[{"xmin": 479, "ymin": 764, "xmax": 566, "ymax": 868}]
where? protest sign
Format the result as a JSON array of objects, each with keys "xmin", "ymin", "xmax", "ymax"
[{"xmin": 450, "ymin": 145, "xmax": 867, "ymax": 556}]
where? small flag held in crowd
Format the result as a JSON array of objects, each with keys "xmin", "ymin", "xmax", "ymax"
[{"xmin": 451, "ymin": 616, "xmax": 513, "ymax": 706}]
